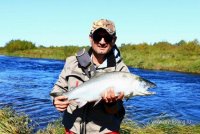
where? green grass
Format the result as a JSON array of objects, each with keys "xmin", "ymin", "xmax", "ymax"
[
  {"xmin": 0, "ymin": 46, "xmax": 87, "ymax": 60},
  {"xmin": 1, "ymin": 47, "xmax": 68, "ymax": 60},
  {"xmin": 36, "ymin": 119, "xmax": 64, "ymax": 134},
  {"xmin": 120, "ymin": 43, "xmax": 200, "ymax": 73},
  {"xmin": 37, "ymin": 119, "xmax": 200, "ymax": 134},
  {"xmin": 1, "ymin": 107, "xmax": 200, "ymax": 134},
  {"xmin": 0, "ymin": 107, "xmax": 33, "ymax": 134},
  {"xmin": 120, "ymin": 120, "xmax": 200, "ymax": 134}
]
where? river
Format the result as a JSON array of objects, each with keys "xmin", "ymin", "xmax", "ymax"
[{"xmin": 0, "ymin": 55, "xmax": 200, "ymax": 131}]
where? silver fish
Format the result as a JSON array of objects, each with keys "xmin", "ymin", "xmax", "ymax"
[{"xmin": 50, "ymin": 71, "xmax": 156, "ymax": 108}]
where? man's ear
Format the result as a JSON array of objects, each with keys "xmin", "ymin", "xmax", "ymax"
[
  {"xmin": 113, "ymin": 36, "xmax": 117, "ymax": 43},
  {"xmin": 89, "ymin": 35, "xmax": 93, "ymax": 43}
]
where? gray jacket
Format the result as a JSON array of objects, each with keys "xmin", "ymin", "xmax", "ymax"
[{"xmin": 51, "ymin": 48, "xmax": 129, "ymax": 134}]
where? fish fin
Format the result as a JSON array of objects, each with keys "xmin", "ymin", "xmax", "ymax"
[
  {"xmin": 93, "ymin": 98, "xmax": 102, "ymax": 107},
  {"xmin": 126, "ymin": 98, "xmax": 130, "ymax": 101},
  {"xmin": 124, "ymin": 96, "xmax": 130, "ymax": 101},
  {"xmin": 69, "ymin": 100, "xmax": 78, "ymax": 107},
  {"xmin": 50, "ymin": 92, "xmax": 63, "ymax": 97},
  {"xmin": 75, "ymin": 99, "xmax": 88, "ymax": 108},
  {"xmin": 124, "ymin": 92, "xmax": 133, "ymax": 101},
  {"xmin": 145, "ymin": 91, "xmax": 156, "ymax": 95}
]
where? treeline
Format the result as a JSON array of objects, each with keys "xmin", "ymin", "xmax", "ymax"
[
  {"xmin": 3, "ymin": 39, "xmax": 200, "ymax": 53},
  {"xmin": 121, "ymin": 39, "xmax": 200, "ymax": 53},
  {"xmin": 120, "ymin": 39, "xmax": 200, "ymax": 73}
]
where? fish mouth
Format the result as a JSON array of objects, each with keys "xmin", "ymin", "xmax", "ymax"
[{"xmin": 148, "ymin": 82, "xmax": 157, "ymax": 88}]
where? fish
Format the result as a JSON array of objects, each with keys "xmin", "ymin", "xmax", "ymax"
[{"xmin": 50, "ymin": 71, "xmax": 156, "ymax": 108}]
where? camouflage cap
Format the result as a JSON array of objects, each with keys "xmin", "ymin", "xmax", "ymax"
[{"xmin": 90, "ymin": 19, "xmax": 116, "ymax": 36}]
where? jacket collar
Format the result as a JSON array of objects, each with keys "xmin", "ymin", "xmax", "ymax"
[{"xmin": 88, "ymin": 45, "xmax": 121, "ymax": 68}]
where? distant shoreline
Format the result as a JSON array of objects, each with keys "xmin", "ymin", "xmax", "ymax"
[
  {"xmin": 1, "ymin": 40, "xmax": 200, "ymax": 74},
  {"xmin": 1, "ymin": 54, "xmax": 199, "ymax": 75}
]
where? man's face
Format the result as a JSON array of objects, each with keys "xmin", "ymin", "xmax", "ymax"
[{"xmin": 90, "ymin": 28, "xmax": 116, "ymax": 55}]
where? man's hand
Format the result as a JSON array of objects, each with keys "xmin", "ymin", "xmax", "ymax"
[
  {"xmin": 102, "ymin": 88, "xmax": 124, "ymax": 103},
  {"xmin": 53, "ymin": 96, "xmax": 70, "ymax": 112}
]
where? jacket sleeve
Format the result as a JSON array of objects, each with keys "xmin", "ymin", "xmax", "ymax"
[{"xmin": 50, "ymin": 57, "xmax": 74, "ymax": 99}]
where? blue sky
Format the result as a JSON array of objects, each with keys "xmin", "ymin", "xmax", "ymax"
[{"xmin": 1, "ymin": 0, "xmax": 200, "ymax": 47}]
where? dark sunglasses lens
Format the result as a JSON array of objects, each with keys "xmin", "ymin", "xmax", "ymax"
[
  {"xmin": 93, "ymin": 34, "xmax": 102, "ymax": 42},
  {"xmin": 93, "ymin": 34, "xmax": 113, "ymax": 43},
  {"xmin": 104, "ymin": 35, "xmax": 113, "ymax": 43}
]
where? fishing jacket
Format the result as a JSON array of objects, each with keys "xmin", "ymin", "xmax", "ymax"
[{"xmin": 51, "ymin": 46, "xmax": 129, "ymax": 134}]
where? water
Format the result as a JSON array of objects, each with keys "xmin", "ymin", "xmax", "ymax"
[
  {"xmin": 0, "ymin": 55, "xmax": 200, "ymax": 131},
  {"xmin": 0, "ymin": 55, "xmax": 62, "ymax": 131},
  {"xmin": 125, "ymin": 68, "xmax": 200, "ymax": 125}
]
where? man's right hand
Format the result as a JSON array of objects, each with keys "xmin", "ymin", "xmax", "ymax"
[{"xmin": 53, "ymin": 96, "xmax": 70, "ymax": 112}]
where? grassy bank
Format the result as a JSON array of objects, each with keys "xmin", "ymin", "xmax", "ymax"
[
  {"xmin": 0, "ymin": 46, "xmax": 81, "ymax": 60},
  {"xmin": 1, "ymin": 107, "xmax": 200, "ymax": 134},
  {"xmin": 38, "ymin": 119, "xmax": 200, "ymax": 134},
  {"xmin": 120, "ymin": 42, "xmax": 200, "ymax": 73},
  {"xmin": 120, "ymin": 120, "xmax": 200, "ymax": 134},
  {"xmin": 1, "ymin": 40, "xmax": 200, "ymax": 73},
  {"xmin": 0, "ymin": 107, "xmax": 33, "ymax": 134}
]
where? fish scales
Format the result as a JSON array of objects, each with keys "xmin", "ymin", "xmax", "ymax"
[{"xmin": 50, "ymin": 71, "xmax": 156, "ymax": 108}]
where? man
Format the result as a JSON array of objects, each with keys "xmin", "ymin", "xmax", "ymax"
[{"xmin": 51, "ymin": 19, "xmax": 129, "ymax": 134}]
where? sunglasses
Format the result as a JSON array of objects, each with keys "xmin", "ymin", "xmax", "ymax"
[{"xmin": 92, "ymin": 32, "xmax": 114, "ymax": 43}]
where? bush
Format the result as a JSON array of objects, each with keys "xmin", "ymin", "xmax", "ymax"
[
  {"xmin": 0, "ymin": 107, "xmax": 33, "ymax": 134},
  {"xmin": 179, "ymin": 40, "xmax": 200, "ymax": 53},
  {"xmin": 153, "ymin": 41, "xmax": 173, "ymax": 51},
  {"xmin": 63, "ymin": 46, "xmax": 87, "ymax": 57},
  {"xmin": 5, "ymin": 40, "xmax": 36, "ymax": 52},
  {"xmin": 36, "ymin": 119, "xmax": 64, "ymax": 134}
]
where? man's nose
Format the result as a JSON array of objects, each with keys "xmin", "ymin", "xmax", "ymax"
[{"xmin": 99, "ymin": 37, "xmax": 106, "ymax": 44}]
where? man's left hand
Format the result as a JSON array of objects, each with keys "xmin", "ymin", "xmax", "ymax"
[{"xmin": 102, "ymin": 88, "xmax": 124, "ymax": 103}]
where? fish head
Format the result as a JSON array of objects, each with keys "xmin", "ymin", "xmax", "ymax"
[
  {"xmin": 127, "ymin": 74, "xmax": 157, "ymax": 96},
  {"xmin": 133, "ymin": 75, "xmax": 156, "ymax": 89}
]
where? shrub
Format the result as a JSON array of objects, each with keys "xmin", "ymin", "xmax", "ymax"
[
  {"xmin": 36, "ymin": 119, "xmax": 64, "ymax": 134},
  {"xmin": 0, "ymin": 107, "xmax": 33, "ymax": 134},
  {"xmin": 153, "ymin": 41, "xmax": 173, "ymax": 51},
  {"xmin": 5, "ymin": 39, "xmax": 36, "ymax": 52},
  {"xmin": 178, "ymin": 40, "xmax": 200, "ymax": 55},
  {"xmin": 63, "ymin": 46, "xmax": 87, "ymax": 57}
]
